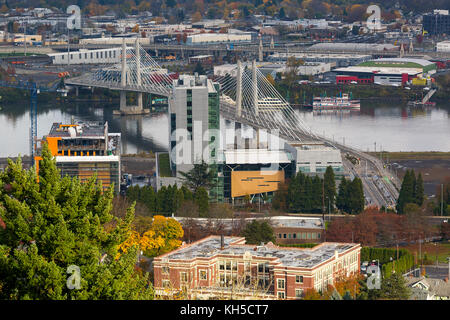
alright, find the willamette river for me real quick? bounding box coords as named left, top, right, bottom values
left=0, top=100, right=449, bottom=158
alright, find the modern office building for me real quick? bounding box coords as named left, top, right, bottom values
left=423, top=10, right=450, bottom=35
left=168, top=74, right=223, bottom=201
left=35, top=122, right=121, bottom=193
left=153, top=235, right=361, bottom=299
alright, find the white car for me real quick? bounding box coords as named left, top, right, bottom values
left=350, top=81, right=357, bottom=84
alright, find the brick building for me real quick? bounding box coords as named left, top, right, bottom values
left=153, top=235, right=361, bottom=299
left=272, top=217, right=325, bottom=244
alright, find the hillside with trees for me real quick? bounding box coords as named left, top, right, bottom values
left=3, top=0, right=449, bottom=22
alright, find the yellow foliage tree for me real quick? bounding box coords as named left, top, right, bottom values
left=116, top=215, right=184, bottom=259
left=192, top=11, right=202, bottom=23
left=266, top=74, right=275, bottom=86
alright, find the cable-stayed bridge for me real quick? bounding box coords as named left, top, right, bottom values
left=66, top=40, right=317, bottom=142
left=65, top=39, right=399, bottom=208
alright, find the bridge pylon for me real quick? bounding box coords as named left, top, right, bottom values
left=113, top=38, right=149, bottom=115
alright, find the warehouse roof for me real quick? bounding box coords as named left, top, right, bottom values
left=334, top=66, right=423, bottom=75
left=359, top=58, right=435, bottom=67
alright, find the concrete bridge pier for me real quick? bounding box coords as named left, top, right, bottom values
left=113, top=39, right=149, bottom=115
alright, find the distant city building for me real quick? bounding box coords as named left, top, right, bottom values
left=423, top=10, right=450, bottom=35
left=334, top=58, right=437, bottom=86
left=48, top=48, right=123, bottom=65
left=79, top=37, right=152, bottom=45
left=185, top=33, right=251, bottom=45
left=436, top=40, right=450, bottom=52
left=153, top=235, right=361, bottom=299
left=35, top=122, right=121, bottom=193
left=308, top=43, right=398, bottom=52
left=267, top=52, right=371, bottom=68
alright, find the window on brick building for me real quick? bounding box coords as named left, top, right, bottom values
left=277, top=279, right=285, bottom=289
left=226, top=261, right=231, bottom=270
left=278, top=233, right=282, bottom=238
left=277, top=291, right=285, bottom=299
left=162, top=266, right=169, bottom=274
left=295, top=289, right=303, bottom=298
left=283, top=234, right=286, bottom=238
left=180, top=272, right=188, bottom=283
left=162, top=280, right=170, bottom=288
left=219, top=261, right=224, bottom=270
left=296, top=275, right=303, bottom=283
left=200, top=270, right=207, bottom=280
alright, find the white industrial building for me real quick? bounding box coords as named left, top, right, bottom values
left=436, top=41, right=450, bottom=52
left=79, top=37, right=152, bottom=45
left=285, top=142, right=344, bottom=176
left=267, top=52, right=370, bottom=67
left=214, top=61, right=331, bottom=78
left=48, top=48, right=124, bottom=65
left=186, top=33, right=251, bottom=45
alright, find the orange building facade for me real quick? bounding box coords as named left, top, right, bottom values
left=35, top=122, right=121, bottom=193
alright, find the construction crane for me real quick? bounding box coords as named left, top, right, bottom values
left=0, top=79, right=66, bottom=162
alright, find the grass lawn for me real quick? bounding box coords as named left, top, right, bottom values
left=402, top=241, right=450, bottom=263
left=158, top=153, right=172, bottom=177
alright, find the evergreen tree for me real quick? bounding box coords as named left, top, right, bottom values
left=181, top=185, right=193, bottom=201
left=415, top=173, right=424, bottom=206
left=348, top=177, right=365, bottom=214
left=0, top=144, right=153, bottom=300
left=241, top=220, right=275, bottom=245
left=194, top=187, right=209, bottom=217
left=156, top=186, right=167, bottom=213
left=379, top=273, right=411, bottom=300
left=336, top=177, right=349, bottom=213
left=179, top=160, right=216, bottom=193
left=397, top=170, right=416, bottom=214
left=324, top=166, right=336, bottom=212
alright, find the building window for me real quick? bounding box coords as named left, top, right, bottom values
left=277, top=292, right=285, bottom=299
left=318, top=233, right=321, bottom=239
left=283, top=234, right=286, bottom=239
left=277, top=279, right=285, bottom=290
left=258, top=263, right=269, bottom=274
left=278, top=233, right=282, bottom=238
left=226, top=261, right=231, bottom=271
left=296, top=275, right=303, bottom=283
left=219, top=261, right=224, bottom=270
left=200, top=270, right=207, bottom=280
left=162, top=266, right=169, bottom=274
left=295, top=289, right=303, bottom=298
left=180, top=272, right=188, bottom=283
left=162, top=280, right=170, bottom=288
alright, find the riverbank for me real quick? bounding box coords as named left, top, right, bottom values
left=368, top=152, right=450, bottom=197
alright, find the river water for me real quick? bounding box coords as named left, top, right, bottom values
left=0, top=100, right=449, bottom=158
